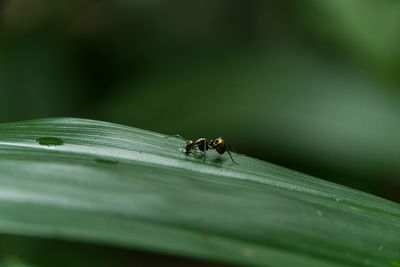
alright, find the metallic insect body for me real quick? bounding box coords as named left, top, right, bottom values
left=166, top=135, right=238, bottom=164
left=209, top=137, right=238, bottom=165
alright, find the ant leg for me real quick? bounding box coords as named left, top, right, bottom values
left=203, top=141, right=207, bottom=162
left=227, top=150, right=239, bottom=165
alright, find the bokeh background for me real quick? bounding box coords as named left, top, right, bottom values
left=1, top=0, right=400, bottom=203
left=2, top=1, right=400, bottom=266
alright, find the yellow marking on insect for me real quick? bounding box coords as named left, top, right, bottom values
left=195, top=137, right=206, bottom=143
left=215, top=137, right=223, bottom=145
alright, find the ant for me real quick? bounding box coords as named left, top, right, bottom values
left=209, top=137, right=239, bottom=165
left=165, top=135, right=239, bottom=165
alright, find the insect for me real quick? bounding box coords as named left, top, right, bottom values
left=209, top=137, right=238, bottom=165
left=165, top=135, right=239, bottom=164
left=184, top=137, right=209, bottom=154
left=166, top=135, right=208, bottom=155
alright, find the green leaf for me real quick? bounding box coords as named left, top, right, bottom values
left=0, top=118, right=399, bottom=266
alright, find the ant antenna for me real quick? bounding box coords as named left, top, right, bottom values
left=227, top=143, right=241, bottom=156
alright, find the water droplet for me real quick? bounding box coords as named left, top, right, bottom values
left=94, top=158, right=118, bottom=164
left=316, top=210, right=322, bottom=216
left=335, top=197, right=340, bottom=202
left=36, top=137, right=63, bottom=146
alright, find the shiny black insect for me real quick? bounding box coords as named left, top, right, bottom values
left=209, top=137, right=238, bottom=165
left=184, top=137, right=209, bottom=154
left=165, top=135, right=238, bottom=164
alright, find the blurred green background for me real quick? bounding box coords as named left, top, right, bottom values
left=1, top=0, right=400, bottom=266
left=1, top=0, right=400, bottom=202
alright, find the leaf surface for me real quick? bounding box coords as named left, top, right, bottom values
left=0, top=118, right=399, bottom=267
